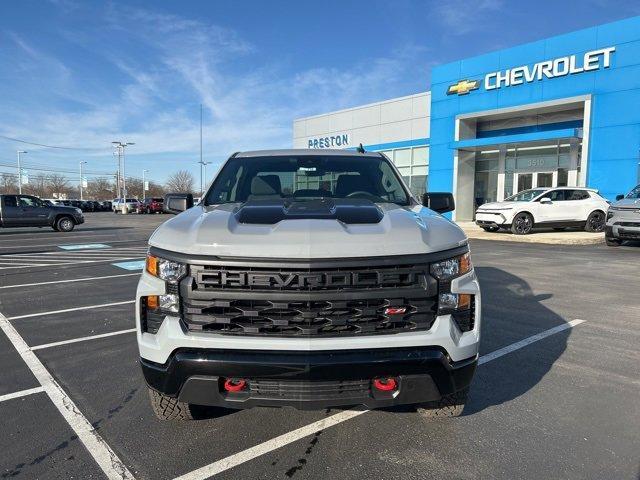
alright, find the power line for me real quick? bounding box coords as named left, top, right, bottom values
left=0, top=134, right=112, bottom=151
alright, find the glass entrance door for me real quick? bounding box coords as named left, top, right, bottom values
left=536, top=172, right=553, bottom=188
left=516, top=173, right=532, bottom=192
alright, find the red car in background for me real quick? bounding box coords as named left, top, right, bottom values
left=137, top=197, right=164, bottom=214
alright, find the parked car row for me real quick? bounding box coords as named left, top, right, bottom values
left=44, top=199, right=112, bottom=212
left=475, top=184, right=640, bottom=246
left=112, top=197, right=166, bottom=214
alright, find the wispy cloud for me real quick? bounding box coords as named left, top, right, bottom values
left=434, top=0, right=504, bottom=35
left=0, top=3, right=431, bottom=179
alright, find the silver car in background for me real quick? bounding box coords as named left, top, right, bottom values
left=605, top=184, right=640, bottom=246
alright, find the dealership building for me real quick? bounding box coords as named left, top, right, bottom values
left=293, top=16, right=640, bottom=221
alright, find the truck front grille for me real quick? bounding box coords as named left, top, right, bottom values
left=182, top=296, right=436, bottom=336
left=249, top=379, right=371, bottom=401
left=177, top=258, right=440, bottom=337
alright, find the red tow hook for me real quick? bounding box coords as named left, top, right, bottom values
left=372, top=377, right=398, bottom=392
left=223, top=378, right=247, bottom=392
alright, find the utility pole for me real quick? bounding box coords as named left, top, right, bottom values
left=17, top=150, right=27, bottom=194
left=79, top=161, right=87, bottom=200
left=142, top=169, right=148, bottom=202
left=199, top=103, right=203, bottom=196
left=112, top=141, right=135, bottom=210
left=113, top=151, right=121, bottom=200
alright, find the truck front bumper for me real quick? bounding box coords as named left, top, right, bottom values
left=141, top=347, right=477, bottom=410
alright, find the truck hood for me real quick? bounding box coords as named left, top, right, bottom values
left=149, top=202, right=467, bottom=259
left=612, top=198, right=640, bottom=209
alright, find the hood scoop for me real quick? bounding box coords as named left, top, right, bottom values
left=234, top=198, right=384, bottom=225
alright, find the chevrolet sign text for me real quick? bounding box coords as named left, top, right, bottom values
left=485, top=46, right=615, bottom=90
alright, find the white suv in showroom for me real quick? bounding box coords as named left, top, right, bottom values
left=475, top=187, right=610, bottom=235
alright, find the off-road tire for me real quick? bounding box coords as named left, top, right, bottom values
left=148, top=388, right=194, bottom=420
left=416, top=387, right=469, bottom=419
left=55, top=216, right=75, bottom=232
left=585, top=210, right=606, bottom=232
left=511, top=212, right=534, bottom=235
left=605, top=237, right=622, bottom=246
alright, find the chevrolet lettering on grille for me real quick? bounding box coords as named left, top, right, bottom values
left=201, top=269, right=422, bottom=289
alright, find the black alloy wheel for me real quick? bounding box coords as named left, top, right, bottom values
left=511, top=212, right=533, bottom=235
left=585, top=211, right=606, bottom=232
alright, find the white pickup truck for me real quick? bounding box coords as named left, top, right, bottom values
left=136, top=149, right=481, bottom=420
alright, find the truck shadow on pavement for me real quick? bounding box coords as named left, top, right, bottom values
left=462, top=266, right=573, bottom=415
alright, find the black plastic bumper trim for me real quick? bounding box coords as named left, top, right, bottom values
left=140, top=347, right=477, bottom=410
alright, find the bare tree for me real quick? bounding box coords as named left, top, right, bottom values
left=24, top=173, right=49, bottom=198
left=86, top=177, right=115, bottom=200
left=146, top=181, right=165, bottom=198
left=0, top=173, right=18, bottom=194
left=165, top=170, right=195, bottom=193
left=47, top=174, right=70, bottom=198
left=125, top=177, right=144, bottom=199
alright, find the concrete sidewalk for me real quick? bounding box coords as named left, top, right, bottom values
left=456, top=221, right=604, bottom=245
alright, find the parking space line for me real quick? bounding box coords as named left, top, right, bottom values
left=31, top=329, right=137, bottom=351
left=0, top=312, right=135, bottom=480
left=478, top=319, right=585, bottom=365
left=0, top=257, right=146, bottom=270
left=8, top=300, right=135, bottom=320
left=173, top=319, right=587, bottom=480
left=0, top=386, right=45, bottom=403
left=0, top=273, right=140, bottom=290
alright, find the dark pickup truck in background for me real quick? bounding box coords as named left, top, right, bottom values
left=0, top=194, right=85, bottom=231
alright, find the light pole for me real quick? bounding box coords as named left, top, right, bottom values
left=17, top=150, right=27, bottom=194
left=79, top=161, right=87, bottom=200
left=113, top=151, right=121, bottom=200
left=112, top=141, right=135, bottom=211
left=142, top=169, right=148, bottom=202
left=198, top=160, right=211, bottom=196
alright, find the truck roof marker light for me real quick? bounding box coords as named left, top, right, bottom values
left=373, top=377, right=397, bottom=392
left=223, top=378, right=247, bottom=392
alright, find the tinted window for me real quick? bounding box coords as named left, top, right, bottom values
left=505, top=189, right=548, bottom=202
left=18, top=196, right=40, bottom=207
left=3, top=196, right=17, bottom=207
left=205, top=155, right=410, bottom=206
left=538, top=190, right=566, bottom=201
left=565, top=190, right=590, bottom=200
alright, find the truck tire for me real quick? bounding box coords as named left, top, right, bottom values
left=416, top=387, right=469, bottom=419
left=55, top=216, right=75, bottom=232
left=605, top=236, right=622, bottom=246
left=148, top=388, right=194, bottom=421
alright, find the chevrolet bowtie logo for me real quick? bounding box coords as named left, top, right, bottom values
left=447, top=79, right=480, bottom=95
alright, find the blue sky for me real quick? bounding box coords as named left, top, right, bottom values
left=1, top=0, right=639, bottom=185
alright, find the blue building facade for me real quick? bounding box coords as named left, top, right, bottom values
left=429, top=16, right=640, bottom=220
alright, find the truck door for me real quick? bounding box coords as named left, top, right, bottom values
left=1, top=195, right=21, bottom=227
left=17, top=195, right=50, bottom=226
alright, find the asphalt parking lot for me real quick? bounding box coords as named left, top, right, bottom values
left=0, top=212, right=639, bottom=480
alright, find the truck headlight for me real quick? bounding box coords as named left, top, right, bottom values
left=146, top=254, right=187, bottom=283
left=430, top=252, right=472, bottom=280
left=431, top=252, right=475, bottom=330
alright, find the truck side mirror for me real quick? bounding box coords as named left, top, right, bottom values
left=422, top=192, right=455, bottom=214
left=615, top=194, right=624, bottom=201
left=164, top=193, right=194, bottom=214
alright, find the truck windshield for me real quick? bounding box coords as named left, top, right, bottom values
left=204, top=155, right=410, bottom=206
left=624, top=185, right=640, bottom=199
